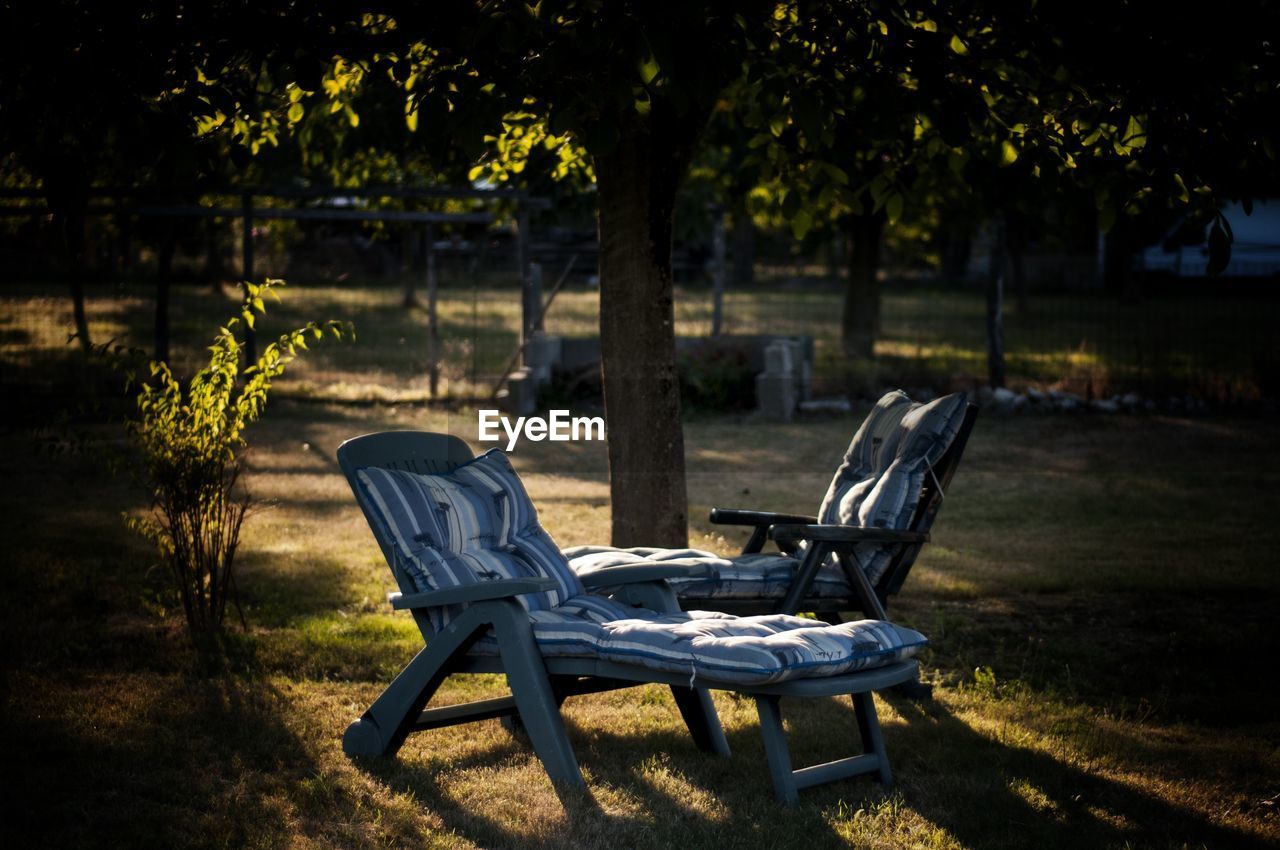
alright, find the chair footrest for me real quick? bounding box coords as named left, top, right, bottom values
left=793, top=753, right=881, bottom=790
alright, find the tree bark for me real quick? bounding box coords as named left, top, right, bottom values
left=45, top=168, right=93, bottom=349
left=841, top=212, right=885, bottom=360
left=155, top=224, right=177, bottom=363
left=940, top=224, right=972, bottom=287
left=729, top=197, right=755, bottom=287
left=594, top=128, right=689, bottom=548
left=63, top=204, right=91, bottom=351
left=986, top=215, right=1007, bottom=389
left=1102, top=222, right=1132, bottom=295
left=1006, top=214, right=1030, bottom=316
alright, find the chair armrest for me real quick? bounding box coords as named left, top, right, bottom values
left=390, top=577, right=559, bottom=611
left=769, top=524, right=930, bottom=544
left=578, top=563, right=711, bottom=589
left=709, top=508, right=819, bottom=527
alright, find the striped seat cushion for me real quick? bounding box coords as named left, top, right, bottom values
left=475, top=593, right=926, bottom=686
left=355, top=449, right=584, bottom=631
left=565, top=546, right=854, bottom=599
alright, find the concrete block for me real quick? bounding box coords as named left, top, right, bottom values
left=497, top=368, right=538, bottom=416
left=523, top=332, right=562, bottom=384
left=756, top=373, right=797, bottom=421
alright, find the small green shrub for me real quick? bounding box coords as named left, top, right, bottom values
left=125, top=280, right=351, bottom=634
left=678, top=347, right=756, bottom=413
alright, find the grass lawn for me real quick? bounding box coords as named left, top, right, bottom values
left=2, top=389, right=1278, bottom=848
left=3, top=278, right=1276, bottom=402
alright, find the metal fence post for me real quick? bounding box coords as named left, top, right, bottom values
left=425, top=223, right=440, bottom=399
left=516, top=202, right=532, bottom=344
left=711, top=204, right=726, bottom=336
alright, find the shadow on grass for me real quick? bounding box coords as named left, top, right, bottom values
left=357, top=705, right=852, bottom=850
left=4, top=672, right=318, bottom=849
left=884, top=694, right=1273, bottom=849
left=344, top=683, right=1273, bottom=850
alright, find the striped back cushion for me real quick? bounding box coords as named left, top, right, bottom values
left=354, top=449, right=583, bottom=630
left=839, top=392, right=969, bottom=583
left=816, top=390, right=916, bottom=525
left=855, top=394, right=968, bottom=529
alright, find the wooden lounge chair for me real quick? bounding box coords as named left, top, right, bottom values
left=337, top=431, right=928, bottom=805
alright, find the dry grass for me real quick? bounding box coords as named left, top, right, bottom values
left=3, top=278, right=1276, bottom=401
left=2, top=284, right=1279, bottom=848
left=2, top=396, right=1278, bottom=849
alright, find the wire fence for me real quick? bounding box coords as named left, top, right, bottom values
left=3, top=231, right=1278, bottom=406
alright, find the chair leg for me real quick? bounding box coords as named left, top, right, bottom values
left=343, top=607, right=490, bottom=757
left=754, top=690, right=895, bottom=806
left=776, top=542, right=829, bottom=615
left=670, top=685, right=731, bottom=757
left=755, top=695, right=800, bottom=805
left=853, top=691, right=892, bottom=787
left=491, top=606, right=585, bottom=788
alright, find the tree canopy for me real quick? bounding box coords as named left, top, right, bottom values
left=4, top=0, right=1278, bottom=541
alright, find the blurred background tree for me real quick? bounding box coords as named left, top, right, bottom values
left=2, top=0, right=1277, bottom=542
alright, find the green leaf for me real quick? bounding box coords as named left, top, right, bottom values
left=287, top=102, right=304, bottom=123
left=1000, top=140, right=1019, bottom=166
left=790, top=209, right=813, bottom=240
left=1097, top=205, right=1117, bottom=233
left=949, top=35, right=969, bottom=56
left=885, top=192, right=904, bottom=224
left=1123, top=115, right=1146, bottom=150
left=639, top=56, right=661, bottom=86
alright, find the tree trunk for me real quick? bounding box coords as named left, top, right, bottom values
left=940, top=224, right=972, bottom=287
left=64, top=205, right=91, bottom=351
left=1102, top=222, right=1132, bottom=295
left=1006, top=215, right=1030, bottom=316
left=986, top=215, right=1007, bottom=389
left=155, top=225, right=177, bottom=363
left=841, top=212, right=885, bottom=360
left=729, top=197, right=755, bottom=287
left=594, top=130, right=689, bottom=548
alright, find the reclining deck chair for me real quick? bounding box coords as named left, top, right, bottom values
left=338, top=432, right=928, bottom=805
left=567, top=391, right=977, bottom=632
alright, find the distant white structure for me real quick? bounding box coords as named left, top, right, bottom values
left=1141, top=200, right=1280, bottom=277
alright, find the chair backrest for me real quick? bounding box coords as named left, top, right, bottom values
left=337, top=431, right=477, bottom=597
left=814, top=390, right=917, bottom=526
left=337, top=431, right=585, bottom=637
left=876, top=402, right=979, bottom=600
left=812, top=391, right=975, bottom=599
